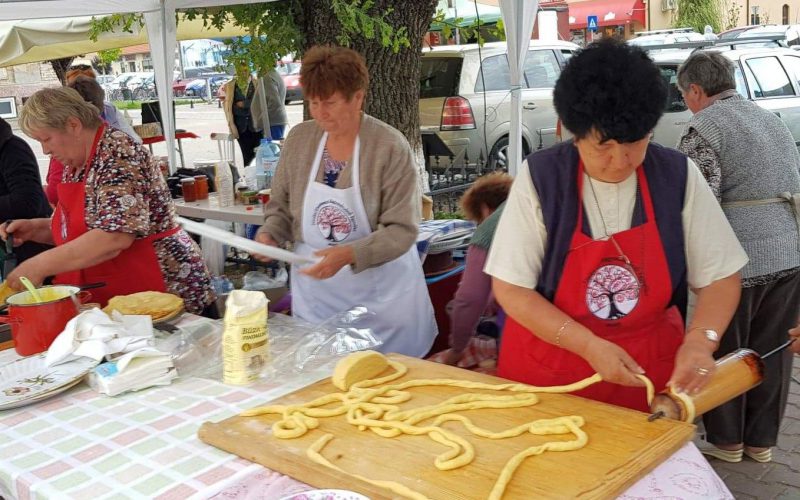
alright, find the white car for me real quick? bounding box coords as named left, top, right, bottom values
left=419, top=40, right=578, bottom=171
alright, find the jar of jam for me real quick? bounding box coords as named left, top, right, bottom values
left=194, top=175, right=209, bottom=200
left=181, top=178, right=197, bottom=202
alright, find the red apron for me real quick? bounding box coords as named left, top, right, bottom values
left=51, top=125, right=179, bottom=307
left=497, top=161, right=684, bottom=412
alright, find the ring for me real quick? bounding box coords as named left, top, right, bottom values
left=695, top=367, right=710, bottom=376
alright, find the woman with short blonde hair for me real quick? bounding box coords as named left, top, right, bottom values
left=19, top=87, right=101, bottom=134
left=2, top=87, right=215, bottom=315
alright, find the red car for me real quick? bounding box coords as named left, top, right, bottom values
left=281, top=62, right=302, bottom=104
left=172, top=77, right=189, bottom=97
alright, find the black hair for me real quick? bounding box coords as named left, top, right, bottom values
left=553, top=38, right=667, bottom=143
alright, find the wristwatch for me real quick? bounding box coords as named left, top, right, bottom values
left=692, top=328, right=720, bottom=344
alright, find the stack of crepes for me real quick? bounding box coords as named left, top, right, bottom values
left=0, top=281, right=16, bottom=304
left=103, top=291, right=184, bottom=322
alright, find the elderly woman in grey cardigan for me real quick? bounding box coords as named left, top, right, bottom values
left=677, top=51, right=800, bottom=464
left=255, top=45, right=437, bottom=358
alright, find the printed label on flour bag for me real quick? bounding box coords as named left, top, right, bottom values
left=223, top=290, right=269, bottom=385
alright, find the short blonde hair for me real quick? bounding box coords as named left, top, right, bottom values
left=20, top=87, right=102, bottom=136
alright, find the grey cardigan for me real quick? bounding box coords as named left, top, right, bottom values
left=259, top=114, right=420, bottom=274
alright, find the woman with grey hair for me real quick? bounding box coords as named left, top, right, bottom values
left=0, top=87, right=216, bottom=315
left=677, top=50, right=800, bottom=463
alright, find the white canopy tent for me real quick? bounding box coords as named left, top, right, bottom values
left=0, top=0, right=271, bottom=172
left=498, top=0, right=539, bottom=177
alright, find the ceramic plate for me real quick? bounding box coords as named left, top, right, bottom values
left=279, top=490, right=370, bottom=500
left=0, top=353, right=98, bottom=411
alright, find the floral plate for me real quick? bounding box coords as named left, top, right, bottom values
left=0, top=353, right=98, bottom=411
left=279, top=490, right=370, bottom=500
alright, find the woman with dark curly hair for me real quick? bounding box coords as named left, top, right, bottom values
left=484, top=39, right=747, bottom=412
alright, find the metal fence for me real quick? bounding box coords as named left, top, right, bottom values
left=423, top=131, right=498, bottom=214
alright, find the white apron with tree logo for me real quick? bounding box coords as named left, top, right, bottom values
left=291, top=132, right=437, bottom=357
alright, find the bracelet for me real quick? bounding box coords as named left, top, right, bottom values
left=555, top=319, right=574, bottom=347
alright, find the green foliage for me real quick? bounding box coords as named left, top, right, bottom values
left=434, top=211, right=464, bottom=220
left=97, top=49, right=122, bottom=67
left=722, top=0, right=741, bottom=30
left=184, top=2, right=304, bottom=77
left=88, top=13, right=145, bottom=41
left=431, top=9, right=505, bottom=45
left=331, top=0, right=410, bottom=52
left=673, top=0, right=722, bottom=33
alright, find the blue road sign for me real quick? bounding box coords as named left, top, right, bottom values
left=588, top=15, right=598, bottom=32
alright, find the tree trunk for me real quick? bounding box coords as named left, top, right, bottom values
left=300, top=0, right=437, bottom=193
left=50, top=57, right=76, bottom=86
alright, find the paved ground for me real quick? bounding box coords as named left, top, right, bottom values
left=12, top=99, right=304, bottom=180
left=702, top=356, right=800, bottom=499
left=9, top=102, right=800, bottom=499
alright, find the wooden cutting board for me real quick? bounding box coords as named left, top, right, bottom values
left=199, top=354, right=695, bottom=499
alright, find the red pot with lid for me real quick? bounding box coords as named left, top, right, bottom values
left=0, top=285, right=92, bottom=356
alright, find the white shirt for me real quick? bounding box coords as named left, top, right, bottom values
left=485, top=158, right=748, bottom=290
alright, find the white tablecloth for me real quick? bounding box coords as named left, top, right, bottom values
left=0, top=348, right=733, bottom=500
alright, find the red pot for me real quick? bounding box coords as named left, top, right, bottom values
left=0, top=286, right=91, bottom=356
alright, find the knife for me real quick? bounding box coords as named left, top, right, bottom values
left=3, top=221, right=17, bottom=281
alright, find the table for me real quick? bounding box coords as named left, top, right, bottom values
left=0, top=319, right=734, bottom=500
left=174, top=194, right=266, bottom=225
left=141, top=132, right=200, bottom=169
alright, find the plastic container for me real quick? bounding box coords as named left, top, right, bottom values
left=215, top=161, right=234, bottom=208
left=194, top=175, right=209, bottom=200
left=256, top=138, right=280, bottom=191
left=181, top=178, right=197, bottom=202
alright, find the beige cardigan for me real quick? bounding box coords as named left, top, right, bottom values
left=259, top=114, right=420, bottom=274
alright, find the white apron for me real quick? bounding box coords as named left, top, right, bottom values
left=291, top=132, right=437, bottom=357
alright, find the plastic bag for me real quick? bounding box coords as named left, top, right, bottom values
left=165, top=306, right=381, bottom=386
left=201, top=220, right=230, bottom=275
left=242, top=268, right=288, bottom=291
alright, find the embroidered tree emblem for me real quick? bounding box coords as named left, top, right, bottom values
left=316, top=204, right=352, bottom=242
left=585, top=264, right=640, bottom=320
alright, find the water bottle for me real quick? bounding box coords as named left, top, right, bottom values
left=215, top=161, right=235, bottom=208
left=256, top=138, right=280, bottom=191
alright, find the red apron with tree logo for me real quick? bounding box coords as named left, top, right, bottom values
left=497, top=162, right=684, bottom=412
left=50, top=125, right=178, bottom=306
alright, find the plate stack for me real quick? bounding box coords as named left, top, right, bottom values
left=416, top=219, right=476, bottom=277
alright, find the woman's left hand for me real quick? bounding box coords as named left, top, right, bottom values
left=669, top=337, right=717, bottom=395
left=300, top=245, right=355, bottom=280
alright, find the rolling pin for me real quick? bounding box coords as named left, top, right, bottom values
left=649, top=339, right=795, bottom=422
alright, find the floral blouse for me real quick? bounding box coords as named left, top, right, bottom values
left=63, top=126, right=215, bottom=313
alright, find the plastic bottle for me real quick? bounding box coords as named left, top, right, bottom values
left=256, top=138, right=280, bottom=191
left=215, top=160, right=235, bottom=208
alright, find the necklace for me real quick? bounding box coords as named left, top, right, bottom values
left=586, top=173, right=611, bottom=239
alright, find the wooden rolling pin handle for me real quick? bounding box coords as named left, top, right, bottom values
left=649, top=348, right=764, bottom=422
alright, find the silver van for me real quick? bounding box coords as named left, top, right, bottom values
left=419, top=40, right=579, bottom=170
left=650, top=45, right=800, bottom=148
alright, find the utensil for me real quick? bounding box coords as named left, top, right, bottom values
left=19, top=277, right=43, bottom=303
left=648, top=339, right=796, bottom=422
left=178, top=217, right=317, bottom=265
left=3, top=222, right=17, bottom=280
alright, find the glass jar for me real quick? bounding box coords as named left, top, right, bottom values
left=194, top=175, right=209, bottom=200
left=181, top=178, right=197, bottom=202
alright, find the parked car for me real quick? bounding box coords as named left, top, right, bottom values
left=419, top=40, right=578, bottom=171
left=718, top=26, right=759, bottom=40
left=185, top=74, right=229, bottom=98
left=106, top=72, right=139, bottom=100
left=558, top=44, right=800, bottom=151
left=628, top=29, right=705, bottom=49
left=737, top=24, right=800, bottom=47
left=278, top=62, right=302, bottom=104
